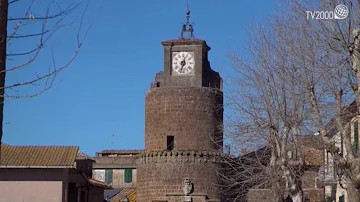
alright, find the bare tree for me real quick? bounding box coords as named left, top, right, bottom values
left=286, top=0, right=360, bottom=201
left=224, top=0, right=360, bottom=201
left=0, top=0, right=94, bottom=160
left=222, top=14, right=314, bottom=201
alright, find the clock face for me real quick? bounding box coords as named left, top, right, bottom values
left=172, top=52, right=195, bottom=75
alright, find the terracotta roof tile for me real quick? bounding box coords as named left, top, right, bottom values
left=77, top=151, right=95, bottom=161
left=0, top=145, right=78, bottom=167
left=88, top=178, right=112, bottom=189
left=127, top=189, right=136, bottom=202
left=297, top=135, right=324, bottom=150
left=302, top=147, right=324, bottom=166
left=110, top=188, right=136, bottom=202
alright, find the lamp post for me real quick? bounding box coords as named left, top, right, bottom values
left=122, top=197, right=129, bottom=202
left=336, top=165, right=346, bottom=189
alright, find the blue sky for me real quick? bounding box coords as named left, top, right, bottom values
left=4, top=0, right=277, bottom=156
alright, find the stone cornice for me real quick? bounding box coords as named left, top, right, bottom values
left=137, top=150, right=224, bottom=164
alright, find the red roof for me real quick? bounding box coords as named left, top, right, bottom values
left=1, top=144, right=78, bottom=167
left=77, top=151, right=95, bottom=161
left=87, top=178, right=112, bottom=189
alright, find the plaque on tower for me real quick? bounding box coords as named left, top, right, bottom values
left=181, top=178, right=194, bottom=196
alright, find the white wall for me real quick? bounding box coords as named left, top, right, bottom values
left=0, top=181, right=62, bottom=202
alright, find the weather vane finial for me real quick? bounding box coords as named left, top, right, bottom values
left=180, top=0, right=194, bottom=39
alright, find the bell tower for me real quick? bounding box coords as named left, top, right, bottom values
left=137, top=5, right=224, bottom=202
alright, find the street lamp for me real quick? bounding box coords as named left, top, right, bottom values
left=336, top=165, right=346, bottom=189
left=122, top=197, right=129, bottom=202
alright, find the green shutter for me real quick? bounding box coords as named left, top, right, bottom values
left=105, top=169, right=113, bottom=184
left=354, top=122, right=359, bottom=154
left=124, top=168, right=133, bottom=183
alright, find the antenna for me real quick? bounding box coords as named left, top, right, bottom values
left=111, top=134, right=114, bottom=147
left=180, top=0, right=194, bottom=39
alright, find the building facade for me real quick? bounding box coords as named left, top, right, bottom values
left=321, top=102, right=359, bottom=202
left=0, top=144, right=111, bottom=202
left=242, top=135, right=325, bottom=202
left=92, top=149, right=142, bottom=189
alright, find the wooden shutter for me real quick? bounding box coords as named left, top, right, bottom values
left=354, top=121, right=359, bottom=155
left=124, top=168, right=133, bottom=183
left=105, top=169, right=113, bottom=184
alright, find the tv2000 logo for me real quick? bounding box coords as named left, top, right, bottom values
left=306, top=4, right=349, bottom=20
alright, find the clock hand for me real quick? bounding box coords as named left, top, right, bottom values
left=180, top=59, right=186, bottom=73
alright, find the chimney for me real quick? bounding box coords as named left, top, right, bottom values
left=224, top=144, right=231, bottom=155
left=240, top=149, right=247, bottom=156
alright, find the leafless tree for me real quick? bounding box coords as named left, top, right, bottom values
left=286, top=0, right=360, bottom=201
left=221, top=0, right=359, bottom=201
left=0, top=0, right=94, bottom=160
left=222, top=13, right=315, bottom=201
left=224, top=0, right=360, bottom=201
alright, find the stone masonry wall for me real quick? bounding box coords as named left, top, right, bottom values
left=136, top=151, right=223, bottom=202
left=301, top=170, right=318, bottom=189
left=302, top=170, right=324, bottom=202
left=145, top=87, right=223, bottom=151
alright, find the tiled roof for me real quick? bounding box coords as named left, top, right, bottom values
left=0, top=145, right=78, bottom=167
left=88, top=178, right=112, bottom=189
left=325, top=100, right=357, bottom=138
left=240, top=145, right=324, bottom=167
left=296, top=135, right=324, bottom=150
left=99, top=149, right=144, bottom=155
left=127, top=189, right=136, bottom=202
left=77, top=151, right=95, bottom=161
left=105, top=189, right=121, bottom=200
left=302, top=147, right=324, bottom=166
left=110, top=188, right=136, bottom=202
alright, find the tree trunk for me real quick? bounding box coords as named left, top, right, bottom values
left=292, top=193, right=302, bottom=202
left=0, top=0, right=8, bottom=161
left=346, top=183, right=360, bottom=202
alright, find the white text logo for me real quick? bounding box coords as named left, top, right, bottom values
left=306, top=4, right=349, bottom=20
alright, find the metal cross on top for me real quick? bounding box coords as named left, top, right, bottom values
left=180, top=0, right=194, bottom=39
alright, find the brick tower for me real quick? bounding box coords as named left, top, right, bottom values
left=137, top=8, right=224, bottom=202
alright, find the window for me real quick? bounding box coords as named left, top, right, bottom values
left=105, top=169, right=113, bottom=184
left=167, top=136, right=174, bottom=151
left=354, top=121, right=359, bottom=155
left=287, top=151, right=292, bottom=159
left=326, top=151, right=331, bottom=171
left=124, top=168, right=133, bottom=183
left=156, top=82, right=160, bottom=87
left=339, top=194, right=345, bottom=202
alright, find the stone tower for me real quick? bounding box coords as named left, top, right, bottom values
left=137, top=8, right=224, bottom=202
